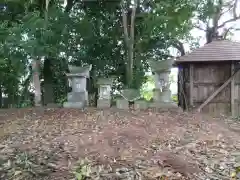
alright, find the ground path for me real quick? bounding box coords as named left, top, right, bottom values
left=0, top=108, right=240, bottom=179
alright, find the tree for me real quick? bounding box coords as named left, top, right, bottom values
left=195, top=0, right=240, bottom=43
left=120, top=0, right=196, bottom=88
left=1, top=0, right=197, bottom=107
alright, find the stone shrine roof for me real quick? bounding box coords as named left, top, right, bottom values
left=97, top=78, right=114, bottom=85
left=67, top=64, right=92, bottom=77
left=148, top=59, right=174, bottom=72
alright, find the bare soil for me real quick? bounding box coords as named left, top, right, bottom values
left=0, top=107, right=240, bottom=179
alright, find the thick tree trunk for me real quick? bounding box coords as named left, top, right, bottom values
left=43, top=83, right=54, bottom=105
left=172, top=40, right=188, bottom=110
left=206, top=27, right=219, bottom=44
left=87, top=67, right=98, bottom=106
left=176, top=42, right=186, bottom=109
left=122, top=0, right=137, bottom=88
left=43, top=58, right=54, bottom=105
left=32, top=60, right=42, bottom=106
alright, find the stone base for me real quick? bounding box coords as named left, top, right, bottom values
left=63, top=102, right=85, bottom=108
left=97, top=99, right=111, bottom=108
left=134, top=100, right=148, bottom=110
left=67, top=92, right=87, bottom=102
left=149, top=102, right=178, bottom=110
left=116, top=99, right=129, bottom=109
left=153, top=89, right=172, bottom=102
left=46, top=103, right=61, bottom=108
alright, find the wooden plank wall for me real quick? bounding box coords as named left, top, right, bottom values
left=187, top=63, right=231, bottom=116
left=233, top=62, right=240, bottom=117
left=183, top=65, right=190, bottom=109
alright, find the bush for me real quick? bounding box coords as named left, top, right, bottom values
left=172, top=94, right=178, bottom=103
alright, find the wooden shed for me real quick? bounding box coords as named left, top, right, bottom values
left=175, top=39, right=240, bottom=117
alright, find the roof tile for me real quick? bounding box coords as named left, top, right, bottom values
left=175, top=40, right=240, bottom=63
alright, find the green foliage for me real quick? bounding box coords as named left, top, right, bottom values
left=0, top=0, right=197, bottom=107
left=172, top=94, right=178, bottom=103
left=196, top=0, right=218, bottom=23
left=231, top=166, right=240, bottom=178
left=141, top=90, right=153, bottom=101
left=73, top=160, right=91, bottom=180
left=140, top=75, right=154, bottom=101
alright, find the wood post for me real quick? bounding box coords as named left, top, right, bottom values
left=197, top=68, right=240, bottom=112
left=189, top=64, right=194, bottom=107
left=231, top=62, right=235, bottom=117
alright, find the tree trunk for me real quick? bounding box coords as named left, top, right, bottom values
left=172, top=40, right=188, bottom=110
left=43, top=83, right=54, bottom=105
left=32, top=60, right=42, bottom=106
left=43, top=58, right=54, bottom=105
left=87, top=67, right=98, bottom=106
left=122, top=0, right=137, bottom=88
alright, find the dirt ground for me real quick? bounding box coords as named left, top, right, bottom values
left=0, top=107, right=240, bottom=180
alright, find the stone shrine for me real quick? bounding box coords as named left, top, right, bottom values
left=63, top=64, right=92, bottom=108
left=96, top=78, right=113, bottom=108
left=116, top=89, right=141, bottom=109
left=148, top=59, right=177, bottom=109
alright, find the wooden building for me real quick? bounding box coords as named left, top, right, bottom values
left=175, top=39, right=240, bottom=117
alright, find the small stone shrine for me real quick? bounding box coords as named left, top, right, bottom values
left=116, top=89, right=141, bottom=109
left=63, top=64, right=92, bottom=108
left=96, top=77, right=113, bottom=108
left=148, top=59, right=177, bottom=109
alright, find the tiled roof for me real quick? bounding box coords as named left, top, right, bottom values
left=175, top=40, right=240, bottom=63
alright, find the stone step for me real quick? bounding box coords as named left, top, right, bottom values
left=63, top=102, right=85, bottom=108
left=67, top=92, right=87, bottom=102
left=97, top=99, right=111, bottom=108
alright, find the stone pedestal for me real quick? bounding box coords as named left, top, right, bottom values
left=63, top=102, right=85, bottom=108
left=46, top=103, right=61, bottom=108
left=148, top=59, right=178, bottom=110
left=97, top=99, right=111, bottom=108
left=116, top=89, right=141, bottom=110
left=63, top=64, right=92, bottom=109
left=116, top=99, right=129, bottom=109
left=134, top=100, right=148, bottom=110
left=64, top=91, right=87, bottom=108
left=67, top=92, right=87, bottom=102
left=153, top=89, right=172, bottom=102
left=149, top=102, right=178, bottom=109
left=96, top=78, right=113, bottom=108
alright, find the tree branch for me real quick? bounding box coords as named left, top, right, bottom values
left=172, top=40, right=185, bottom=56
left=222, top=27, right=232, bottom=39
left=220, top=3, right=234, bottom=16
left=233, top=0, right=238, bottom=18
left=218, top=16, right=240, bottom=28
left=218, top=0, right=240, bottom=28
left=222, top=26, right=240, bottom=39
left=194, top=25, right=207, bottom=31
